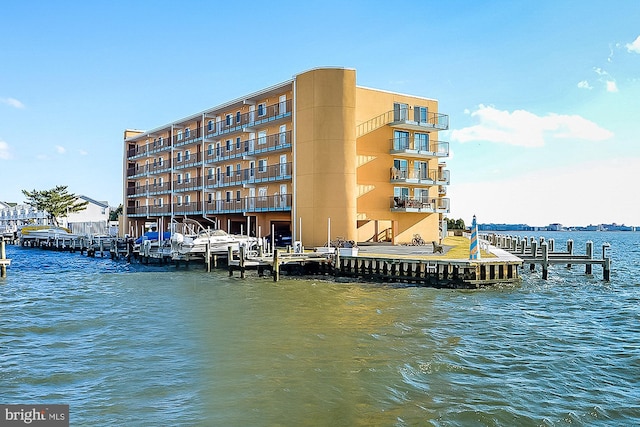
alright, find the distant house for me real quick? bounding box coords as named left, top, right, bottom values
left=0, top=196, right=112, bottom=235
left=61, top=196, right=111, bottom=235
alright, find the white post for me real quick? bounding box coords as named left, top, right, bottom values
left=227, top=219, right=231, bottom=233
left=327, top=217, right=331, bottom=248
left=247, top=216, right=250, bottom=237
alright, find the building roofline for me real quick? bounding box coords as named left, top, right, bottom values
left=125, top=78, right=295, bottom=143
left=78, top=195, right=109, bottom=208
left=356, top=85, right=438, bottom=102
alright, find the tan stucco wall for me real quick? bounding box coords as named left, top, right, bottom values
left=354, top=87, right=442, bottom=244
left=294, top=68, right=357, bottom=246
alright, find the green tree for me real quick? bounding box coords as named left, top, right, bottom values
left=109, top=204, right=123, bottom=221
left=22, top=185, right=89, bottom=226
left=445, top=217, right=466, bottom=230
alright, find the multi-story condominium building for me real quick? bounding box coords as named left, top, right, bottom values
left=123, top=67, right=450, bottom=247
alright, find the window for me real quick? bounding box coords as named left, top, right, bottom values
left=207, top=120, right=213, bottom=132
left=414, top=106, right=428, bottom=123
left=158, top=177, right=163, bottom=186
left=177, top=152, right=182, bottom=162
left=393, top=159, right=408, bottom=179
left=177, top=173, right=182, bottom=184
left=258, top=130, right=267, bottom=145
left=258, top=187, right=267, bottom=201
left=236, top=137, right=241, bottom=150
left=216, top=142, right=221, bottom=157
left=236, top=163, right=241, bottom=176
left=177, top=130, right=183, bottom=141
left=184, top=150, right=191, bottom=161
left=235, top=111, right=241, bottom=124
left=177, top=195, right=183, bottom=205
left=185, top=172, right=191, bottom=183
left=226, top=191, right=231, bottom=202
left=394, top=131, right=410, bottom=150
left=393, top=103, right=408, bottom=121
left=185, top=127, right=190, bottom=138
left=153, top=158, right=157, bottom=167
left=158, top=157, right=163, bottom=166
left=226, top=140, right=231, bottom=152
left=153, top=138, right=157, bottom=147
left=185, top=195, right=191, bottom=204
left=208, top=168, right=214, bottom=180
left=157, top=198, right=163, bottom=207
left=226, top=114, right=232, bottom=126
left=226, top=165, right=232, bottom=177
left=236, top=190, right=241, bottom=201
left=207, top=144, right=213, bottom=156
left=159, top=137, right=163, bottom=146
left=414, top=133, right=429, bottom=151
left=208, top=193, right=213, bottom=203
left=258, top=103, right=266, bottom=116
left=258, top=159, right=267, bottom=173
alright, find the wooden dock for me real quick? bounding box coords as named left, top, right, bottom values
left=227, top=244, right=522, bottom=288
left=482, top=234, right=611, bottom=281
left=1, top=238, right=10, bottom=278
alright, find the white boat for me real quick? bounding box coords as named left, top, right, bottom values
left=19, top=225, right=81, bottom=241
left=170, top=219, right=258, bottom=256
left=171, top=229, right=257, bottom=255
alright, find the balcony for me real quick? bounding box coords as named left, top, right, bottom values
left=174, top=176, right=203, bottom=192
left=390, top=138, right=449, bottom=158
left=173, top=127, right=202, bottom=148
left=389, top=107, right=449, bottom=131
left=207, top=163, right=292, bottom=189
left=390, top=196, right=450, bottom=214
left=204, top=131, right=291, bottom=164
left=390, top=168, right=450, bottom=185
left=205, top=194, right=292, bottom=214
left=174, top=151, right=203, bottom=170
left=204, top=99, right=292, bottom=138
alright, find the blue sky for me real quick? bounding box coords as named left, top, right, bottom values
left=1, top=0, right=639, bottom=226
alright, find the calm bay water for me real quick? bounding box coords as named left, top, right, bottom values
left=1, top=231, right=639, bottom=426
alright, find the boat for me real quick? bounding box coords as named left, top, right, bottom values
left=170, top=219, right=258, bottom=257
left=19, top=225, right=81, bottom=240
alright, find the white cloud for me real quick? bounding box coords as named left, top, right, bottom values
left=450, top=105, right=613, bottom=147
left=79, top=149, right=88, bottom=156
left=626, top=35, right=640, bottom=53
left=577, top=80, right=593, bottom=90
left=0, top=97, right=25, bottom=109
left=448, top=158, right=640, bottom=226
left=0, top=139, right=11, bottom=160
left=606, top=81, right=619, bottom=92
left=55, top=145, right=66, bottom=154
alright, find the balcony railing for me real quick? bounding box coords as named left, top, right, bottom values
left=205, top=194, right=292, bottom=214
left=173, top=127, right=202, bottom=147
left=390, top=168, right=450, bottom=185
left=126, top=194, right=293, bottom=217
left=357, top=107, right=449, bottom=137
left=390, top=138, right=449, bottom=157
left=205, top=99, right=292, bottom=137
left=204, top=131, right=291, bottom=163
left=206, top=162, right=292, bottom=188
left=390, top=196, right=450, bottom=213
left=174, top=151, right=203, bottom=169
left=174, top=176, right=204, bottom=192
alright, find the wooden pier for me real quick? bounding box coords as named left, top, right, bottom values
left=482, top=234, right=611, bottom=281
left=227, top=244, right=522, bottom=288
left=1, top=237, right=11, bottom=278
